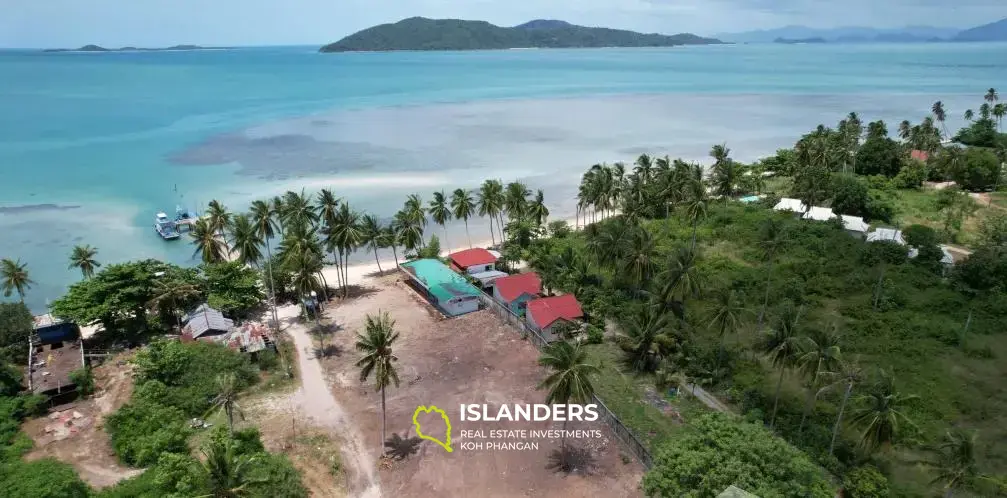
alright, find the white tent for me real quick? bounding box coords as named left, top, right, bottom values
left=840, top=215, right=870, bottom=234
left=773, top=198, right=808, bottom=214
left=803, top=206, right=837, bottom=222
left=866, top=228, right=907, bottom=245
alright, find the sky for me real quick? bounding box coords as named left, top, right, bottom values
left=1, top=0, right=1002, bottom=48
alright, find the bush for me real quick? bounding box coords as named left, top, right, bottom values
left=642, top=413, right=833, bottom=497
left=105, top=400, right=191, bottom=466
left=0, top=458, right=91, bottom=498
left=842, top=465, right=890, bottom=498
left=585, top=325, right=604, bottom=344
left=68, top=368, right=95, bottom=397
left=831, top=174, right=869, bottom=216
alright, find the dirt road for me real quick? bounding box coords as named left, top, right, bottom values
left=275, top=304, right=382, bottom=498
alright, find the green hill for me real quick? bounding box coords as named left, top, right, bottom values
left=319, top=17, right=722, bottom=53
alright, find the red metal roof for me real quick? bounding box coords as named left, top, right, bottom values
left=910, top=150, right=929, bottom=162
left=527, top=294, right=583, bottom=328
left=449, top=248, right=497, bottom=269
left=494, top=272, right=542, bottom=302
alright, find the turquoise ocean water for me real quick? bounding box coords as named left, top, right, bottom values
left=1, top=42, right=1006, bottom=311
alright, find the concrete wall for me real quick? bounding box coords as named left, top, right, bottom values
left=442, top=295, right=480, bottom=316
left=464, top=263, right=495, bottom=275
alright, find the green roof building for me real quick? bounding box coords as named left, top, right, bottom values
left=401, top=258, right=482, bottom=316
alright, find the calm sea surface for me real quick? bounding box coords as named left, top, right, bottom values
left=2, top=42, right=1006, bottom=311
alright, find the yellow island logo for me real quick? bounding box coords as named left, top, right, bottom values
left=412, top=405, right=453, bottom=453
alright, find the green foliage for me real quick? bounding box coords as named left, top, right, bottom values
left=893, top=157, right=928, bottom=189
left=642, top=413, right=833, bottom=497
left=949, top=147, right=1002, bottom=191
left=758, top=148, right=799, bottom=175
left=0, top=302, right=32, bottom=364
left=953, top=246, right=1007, bottom=292
left=201, top=261, right=265, bottom=319
left=842, top=465, right=890, bottom=498
left=320, top=17, right=720, bottom=52
left=105, top=400, right=191, bottom=466
left=68, top=367, right=95, bottom=396
left=414, top=234, right=442, bottom=259
left=856, top=136, right=903, bottom=177
left=586, top=324, right=604, bottom=344
left=0, top=458, right=91, bottom=498
left=831, top=174, right=870, bottom=217
left=954, top=118, right=1005, bottom=149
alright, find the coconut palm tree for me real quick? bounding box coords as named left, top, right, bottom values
left=984, top=87, right=998, bottom=106
left=393, top=209, right=424, bottom=255
left=504, top=181, right=530, bottom=224
left=428, top=191, right=452, bottom=253
left=450, top=188, right=475, bottom=249
left=849, top=368, right=918, bottom=453
left=0, top=258, right=33, bottom=303
left=709, top=289, right=745, bottom=371
left=148, top=277, right=201, bottom=330
left=796, top=325, right=842, bottom=434
left=289, top=250, right=322, bottom=318
left=280, top=189, right=318, bottom=231
left=757, top=218, right=786, bottom=330
left=356, top=310, right=400, bottom=452
left=634, top=153, right=654, bottom=183
left=191, top=218, right=227, bottom=264
left=537, top=340, right=599, bottom=456
left=709, top=143, right=739, bottom=197
left=68, top=245, right=101, bottom=279
left=763, top=305, right=803, bottom=429
left=927, top=429, right=983, bottom=497
left=620, top=228, right=656, bottom=291
left=205, top=372, right=244, bottom=436
left=993, top=103, right=1006, bottom=132
left=820, top=356, right=864, bottom=456
left=528, top=190, right=549, bottom=227
left=326, top=204, right=363, bottom=298
left=250, top=200, right=280, bottom=333
left=932, top=101, right=948, bottom=138
left=684, top=179, right=709, bottom=250
left=964, top=109, right=974, bottom=123
left=477, top=180, right=504, bottom=247
left=979, top=103, right=992, bottom=121
left=228, top=214, right=263, bottom=267
left=656, top=246, right=703, bottom=318
left=197, top=437, right=263, bottom=498
left=359, top=214, right=386, bottom=274
left=898, top=120, right=913, bottom=141
left=207, top=199, right=232, bottom=240
left=381, top=225, right=401, bottom=268
left=616, top=305, right=670, bottom=372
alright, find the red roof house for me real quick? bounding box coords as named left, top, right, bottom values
left=492, top=272, right=542, bottom=315
left=526, top=294, right=584, bottom=335
left=910, top=150, right=929, bottom=162
left=449, top=248, right=498, bottom=274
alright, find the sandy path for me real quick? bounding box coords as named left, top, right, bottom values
left=276, top=304, right=382, bottom=498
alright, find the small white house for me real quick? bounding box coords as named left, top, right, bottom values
left=866, top=228, right=906, bottom=245
left=773, top=198, right=808, bottom=215
left=803, top=206, right=837, bottom=222
left=840, top=215, right=870, bottom=238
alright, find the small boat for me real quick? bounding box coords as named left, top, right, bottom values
left=155, top=212, right=181, bottom=240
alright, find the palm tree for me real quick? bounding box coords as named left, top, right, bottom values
left=979, top=103, right=992, bottom=121
left=428, top=191, right=452, bottom=253
left=927, top=429, right=982, bottom=497
left=477, top=180, right=504, bottom=247
left=984, top=87, right=998, bottom=106
left=820, top=356, right=865, bottom=456
left=656, top=246, right=703, bottom=318
left=207, top=199, right=232, bottom=240
left=504, top=181, right=530, bottom=223
left=993, top=103, right=1006, bottom=132
left=191, top=218, right=227, bottom=264
left=205, top=373, right=244, bottom=436
left=316, top=189, right=342, bottom=289
left=684, top=179, right=709, bottom=250
left=796, top=326, right=842, bottom=433
left=709, top=143, right=738, bottom=197
left=360, top=214, right=386, bottom=274
left=280, top=189, right=318, bottom=231
left=709, top=289, right=745, bottom=371
left=620, top=228, right=656, bottom=290
left=634, top=153, right=654, bottom=183
left=289, top=250, right=322, bottom=317
left=762, top=305, right=803, bottom=429
left=250, top=199, right=281, bottom=336
left=528, top=190, right=550, bottom=227
left=849, top=368, right=918, bottom=453
left=450, top=188, right=476, bottom=249
left=355, top=311, right=400, bottom=452
left=932, top=101, right=948, bottom=138
left=326, top=204, right=363, bottom=298
left=898, top=120, right=913, bottom=141
left=0, top=258, right=33, bottom=303
left=382, top=225, right=401, bottom=268
left=964, top=109, right=974, bottom=123
left=148, top=277, right=200, bottom=330
left=537, top=341, right=600, bottom=455
left=197, top=437, right=262, bottom=498
left=617, top=305, right=670, bottom=372
left=394, top=209, right=424, bottom=255
left=228, top=214, right=263, bottom=267
left=68, top=245, right=101, bottom=279
left=757, top=218, right=786, bottom=330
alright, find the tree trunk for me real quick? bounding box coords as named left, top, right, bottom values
left=716, top=327, right=727, bottom=372
left=381, top=386, right=387, bottom=454
left=829, top=381, right=853, bottom=456
left=691, top=218, right=698, bottom=250
left=561, top=418, right=568, bottom=454
left=373, top=247, right=383, bottom=275
left=960, top=307, right=973, bottom=348
left=342, top=248, right=351, bottom=298
left=770, top=368, right=785, bottom=429
left=798, top=364, right=821, bottom=434
left=488, top=216, right=496, bottom=247
left=757, top=256, right=775, bottom=330
left=464, top=219, right=472, bottom=248
left=443, top=226, right=451, bottom=255
left=226, top=404, right=234, bottom=436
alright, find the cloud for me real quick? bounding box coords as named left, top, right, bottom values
left=0, top=0, right=1002, bottom=47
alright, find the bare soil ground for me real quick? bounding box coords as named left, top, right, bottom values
left=318, top=275, right=644, bottom=498
left=22, top=355, right=142, bottom=489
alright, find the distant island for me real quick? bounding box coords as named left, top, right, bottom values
left=773, top=37, right=827, bottom=44
left=319, top=17, right=723, bottom=53
left=717, top=16, right=1007, bottom=43
left=43, top=44, right=227, bottom=53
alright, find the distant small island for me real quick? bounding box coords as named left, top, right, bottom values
left=320, top=17, right=723, bottom=53
left=773, top=37, right=827, bottom=44
left=43, top=44, right=228, bottom=53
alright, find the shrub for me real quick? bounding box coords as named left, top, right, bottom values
left=585, top=325, right=604, bottom=344
left=105, top=400, right=191, bottom=466
left=0, top=458, right=91, bottom=498
left=69, top=368, right=95, bottom=397
left=842, top=465, right=890, bottom=498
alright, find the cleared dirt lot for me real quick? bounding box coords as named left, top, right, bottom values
left=319, top=276, right=643, bottom=498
